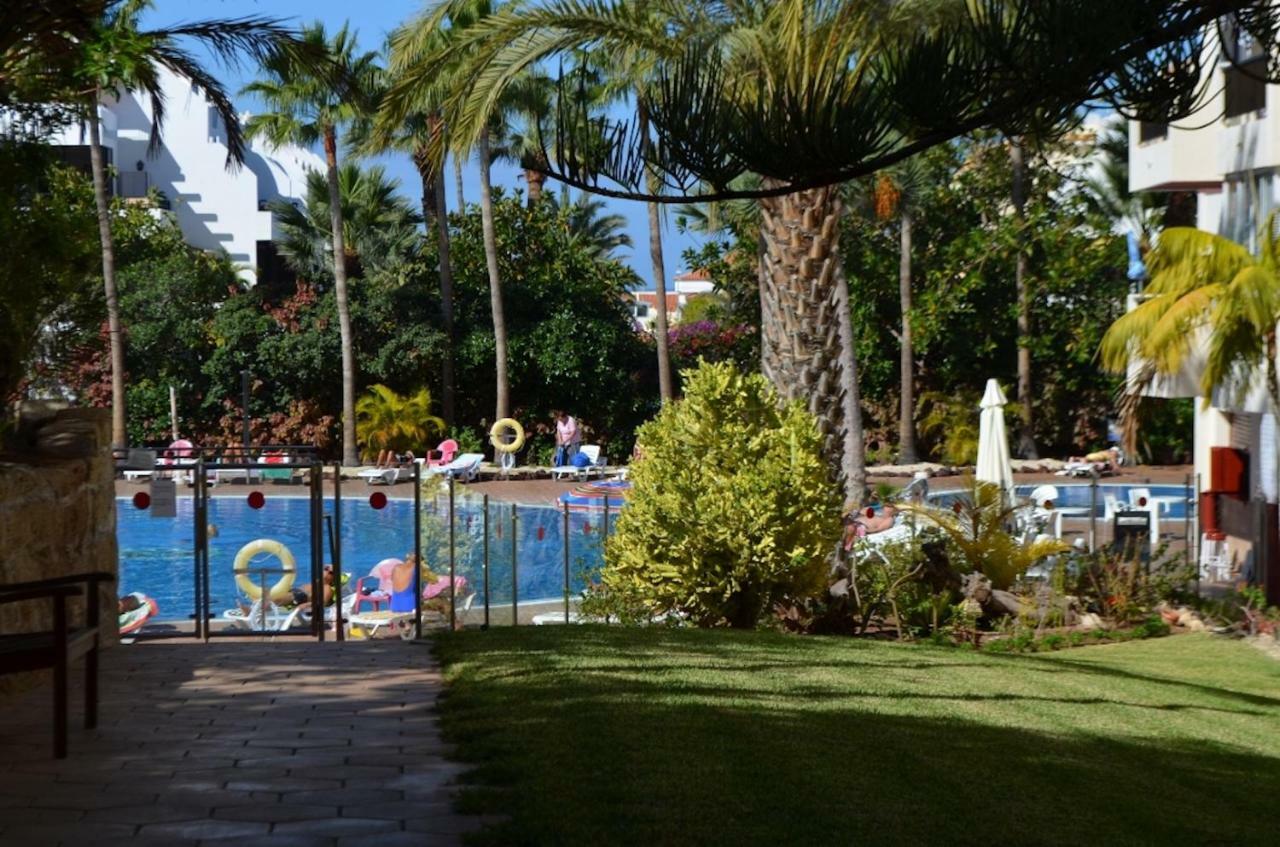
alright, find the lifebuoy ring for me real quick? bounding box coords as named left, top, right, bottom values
left=233, top=538, right=296, bottom=603
left=489, top=418, right=526, bottom=453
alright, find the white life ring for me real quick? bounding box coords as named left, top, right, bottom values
left=233, top=538, right=296, bottom=603
left=489, top=418, right=526, bottom=453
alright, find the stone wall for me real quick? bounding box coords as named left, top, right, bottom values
left=0, top=408, right=118, bottom=696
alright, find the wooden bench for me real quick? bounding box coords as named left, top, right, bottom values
left=0, top=572, right=114, bottom=758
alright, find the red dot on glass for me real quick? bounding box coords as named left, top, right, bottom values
left=133, top=491, right=151, bottom=510
left=583, top=523, right=592, bottom=535
left=537, top=526, right=546, bottom=541
left=369, top=492, right=388, bottom=510
left=952, top=502, right=963, bottom=514
left=1138, top=497, right=1148, bottom=507
left=866, top=507, right=875, bottom=518
left=247, top=491, right=265, bottom=510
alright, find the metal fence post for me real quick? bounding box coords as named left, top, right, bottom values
left=1089, top=472, right=1099, bottom=552
left=414, top=462, right=423, bottom=640
left=482, top=494, right=490, bottom=630
left=511, top=504, right=518, bottom=626
left=333, top=462, right=343, bottom=641
left=563, top=502, right=571, bottom=624
left=449, top=476, right=457, bottom=631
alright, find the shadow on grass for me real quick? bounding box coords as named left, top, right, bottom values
left=437, top=627, right=1280, bottom=847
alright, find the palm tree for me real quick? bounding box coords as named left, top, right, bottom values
left=270, top=163, right=421, bottom=283
left=355, top=384, right=446, bottom=459
left=389, top=0, right=514, bottom=422
left=70, top=0, right=293, bottom=448
left=869, top=157, right=929, bottom=465
left=378, top=0, right=1233, bottom=501
left=243, top=21, right=379, bottom=466
left=1101, top=219, right=1280, bottom=424
left=555, top=191, right=632, bottom=260
left=1010, top=139, right=1039, bottom=459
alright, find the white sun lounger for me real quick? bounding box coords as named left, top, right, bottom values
left=549, top=445, right=606, bottom=480
left=358, top=458, right=425, bottom=485
left=427, top=453, right=484, bottom=482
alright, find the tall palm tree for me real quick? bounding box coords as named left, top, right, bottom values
left=869, top=157, right=929, bottom=465
left=1101, top=219, right=1280, bottom=423
left=389, top=0, right=514, bottom=422
left=243, top=21, right=379, bottom=466
left=1010, top=139, right=1039, bottom=459
left=355, top=36, right=460, bottom=425
left=71, top=0, right=293, bottom=448
left=270, top=163, right=421, bottom=283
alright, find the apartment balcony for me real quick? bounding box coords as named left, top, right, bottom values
left=1129, top=120, right=1223, bottom=194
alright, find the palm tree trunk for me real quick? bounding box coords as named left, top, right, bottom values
left=478, top=130, right=509, bottom=421
left=525, top=168, right=546, bottom=206
left=454, top=153, right=465, bottom=211
left=415, top=140, right=456, bottom=427
left=324, top=127, right=358, bottom=466
left=759, top=180, right=859, bottom=500
left=897, top=208, right=918, bottom=464
left=1267, top=331, right=1279, bottom=420
left=638, top=99, right=673, bottom=402
left=433, top=164, right=457, bottom=427
left=834, top=263, right=868, bottom=501
left=1011, top=140, right=1039, bottom=459
left=87, top=97, right=126, bottom=449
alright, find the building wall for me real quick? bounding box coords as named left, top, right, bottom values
left=49, top=70, right=322, bottom=285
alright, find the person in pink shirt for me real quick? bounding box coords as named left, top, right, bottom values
left=553, top=410, right=581, bottom=467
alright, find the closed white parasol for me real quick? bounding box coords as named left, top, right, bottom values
left=976, top=378, right=1014, bottom=502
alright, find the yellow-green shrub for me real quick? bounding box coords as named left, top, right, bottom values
left=604, top=361, right=841, bottom=628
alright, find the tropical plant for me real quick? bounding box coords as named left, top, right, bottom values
left=66, top=0, right=292, bottom=448
left=244, top=20, right=380, bottom=465
left=555, top=191, right=632, bottom=260
left=0, top=153, right=99, bottom=405
left=355, top=383, right=446, bottom=458
left=903, top=479, right=1067, bottom=590
left=1101, top=218, right=1280, bottom=421
left=917, top=390, right=981, bottom=466
left=270, top=163, right=421, bottom=284
left=604, top=361, right=841, bottom=628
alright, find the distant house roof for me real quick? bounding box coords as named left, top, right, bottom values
left=674, top=268, right=712, bottom=282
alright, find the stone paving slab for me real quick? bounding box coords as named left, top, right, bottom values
left=0, top=640, right=487, bottom=846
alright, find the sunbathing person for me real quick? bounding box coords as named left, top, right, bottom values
left=1067, top=446, right=1120, bottom=474
left=376, top=449, right=415, bottom=468
left=842, top=503, right=899, bottom=550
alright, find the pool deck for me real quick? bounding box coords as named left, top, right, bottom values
left=0, top=640, right=496, bottom=846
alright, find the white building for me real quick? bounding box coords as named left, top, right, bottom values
left=1128, top=15, right=1278, bottom=602
left=630, top=269, right=717, bottom=331
left=48, top=67, right=323, bottom=285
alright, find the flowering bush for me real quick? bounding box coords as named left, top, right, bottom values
left=667, top=321, right=758, bottom=379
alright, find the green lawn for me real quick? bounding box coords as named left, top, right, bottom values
left=434, top=628, right=1280, bottom=846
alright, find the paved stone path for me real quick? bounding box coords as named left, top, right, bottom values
left=0, top=640, right=492, bottom=846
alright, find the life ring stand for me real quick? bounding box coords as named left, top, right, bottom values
left=489, top=418, right=526, bottom=454
left=233, top=538, right=297, bottom=603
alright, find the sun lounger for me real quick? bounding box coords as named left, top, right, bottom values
left=358, top=458, right=424, bottom=485
left=550, top=445, right=606, bottom=480
left=427, top=452, right=484, bottom=482
left=222, top=599, right=307, bottom=632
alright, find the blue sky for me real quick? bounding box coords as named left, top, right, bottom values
left=148, top=0, right=705, bottom=290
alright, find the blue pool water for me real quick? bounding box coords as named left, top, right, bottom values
left=927, top=483, right=1194, bottom=519
left=117, top=495, right=610, bottom=621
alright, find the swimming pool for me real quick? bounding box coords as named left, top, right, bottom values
left=927, top=483, right=1195, bottom=519
left=117, top=495, right=610, bottom=621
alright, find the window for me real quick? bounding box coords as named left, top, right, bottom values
left=1222, top=14, right=1268, bottom=119
left=207, top=106, right=225, bottom=143
left=1224, top=58, right=1267, bottom=118
left=1138, top=121, right=1167, bottom=142
left=634, top=303, right=649, bottom=317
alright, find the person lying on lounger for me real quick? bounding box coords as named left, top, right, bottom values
left=1066, top=446, right=1120, bottom=474
left=375, top=450, right=415, bottom=469
left=842, top=503, right=898, bottom=550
